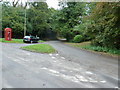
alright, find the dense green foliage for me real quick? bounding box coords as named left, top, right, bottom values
left=26, top=2, right=52, bottom=39
left=89, top=3, right=120, bottom=49
left=51, top=2, right=120, bottom=49
left=81, top=45, right=120, bottom=55
left=21, top=44, right=56, bottom=53
left=2, top=2, right=56, bottom=39
left=66, top=42, right=120, bottom=55
left=2, top=2, right=25, bottom=38
left=2, top=1, right=120, bottom=50
left=73, top=35, right=83, bottom=43
left=76, top=3, right=120, bottom=49
left=50, top=2, right=87, bottom=41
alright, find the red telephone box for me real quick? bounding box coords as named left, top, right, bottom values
left=4, top=28, right=12, bottom=41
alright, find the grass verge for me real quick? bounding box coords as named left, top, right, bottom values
left=21, top=44, right=56, bottom=53
left=0, top=38, right=45, bottom=43
left=0, top=38, right=23, bottom=43
left=66, top=41, right=120, bottom=56
left=38, top=40, right=45, bottom=43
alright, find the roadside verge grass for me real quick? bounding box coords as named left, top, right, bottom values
left=66, top=41, right=120, bottom=56
left=0, top=38, right=45, bottom=43
left=39, top=40, right=45, bottom=43
left=0, top=38, right=23, bottom=43
left=21, top=44, right=56, bottom=53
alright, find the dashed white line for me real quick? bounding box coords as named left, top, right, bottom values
left=86, top=71, right=93, bottom=75
left=61, top=57, right=65, bottom=59
left=49, top=54, right=52, bottom=56
left=56, top=54, right=59, bottom=56
left=100, top=80, right=106, bottom=83
left=51, top=57, right=56, bottom=59
left=49, top=69, right=60, bottom=74
left=41, top=67, right=47, bottom=70
left=75, top=75, right=88, bottom=82
left=88, top=78, right=98, bottom=83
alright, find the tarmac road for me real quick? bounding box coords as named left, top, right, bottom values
left=1, top=41, right=119, bottom=88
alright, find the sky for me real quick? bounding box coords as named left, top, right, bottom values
left=3, top=0, right=60, bottom=9
left=28, top=0, right=60, bottom=9
left=46, top=0, right=59, bottom=9
left=3, top=0, right=118, bottom=8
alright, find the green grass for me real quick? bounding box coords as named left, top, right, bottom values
left=0, top=38, right=23, bottom=43
left=66, top=41, right=120, bottom=55
left=81, top=45, right=120, bottom=55
left=38, top=40, right=45, bottom=43
left=21, top=44, right=56, bottom=53
left=0, top=38, right=45, bottom=43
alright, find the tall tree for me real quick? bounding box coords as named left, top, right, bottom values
left=27, top=2, right=51, bottom=39
left=88, top=2, right=120, bottom=49
left=51, top=2, right=86, bottom=41
left=2, top=2, right=26, bottom=38
left=71, top=2, right=120, bottom=49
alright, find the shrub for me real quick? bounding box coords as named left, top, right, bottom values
left=73, top=35, right=83, bottom=43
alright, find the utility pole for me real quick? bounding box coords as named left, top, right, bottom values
left=24, top=1, right=27, bottom=37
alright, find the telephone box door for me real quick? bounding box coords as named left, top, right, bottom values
left=4, top=28, right=12, bottom=41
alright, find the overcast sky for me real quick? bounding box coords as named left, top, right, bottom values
left=3, top=0, right=60, bottom=9
left=46, top=0, right=59, bottom=9
left=3, top=0, right=118, bottom=9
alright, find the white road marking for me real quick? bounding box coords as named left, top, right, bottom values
left=51, top=57, right=56, bottom=59
left=49, top=54, right=52, bottom=56
left=75, top=75, right=88, bottom=82
left=48, top=69, right=60, bottom=74
left=61, top=57, right=65, bottom=59
left=41, top=67, right=47, bottom=70
left=100, top=80, right=106, bottom=83
left=86, top=71, right=93, bottom=75
left=89, top=80, right=98, bottom=83
left=62, top=74, right=79, bottom=83
left=56, top=54, right=59, bottom=56
left=41, top=67, right=59, bottom=74
left=40, top=67, right=106, bottom=84
left=40, top=67, right=80, bottom=82
left=88, top=78, right=98, bottom=83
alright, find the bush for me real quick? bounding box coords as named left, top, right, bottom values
left=81, top=45, right=120, bottom=55
left=73, top=35, right=83, bottom=43
left=87, top=3, right=120, bottom=49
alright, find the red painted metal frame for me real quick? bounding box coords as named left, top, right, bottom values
left=4, top=28, right=12, bottom=41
